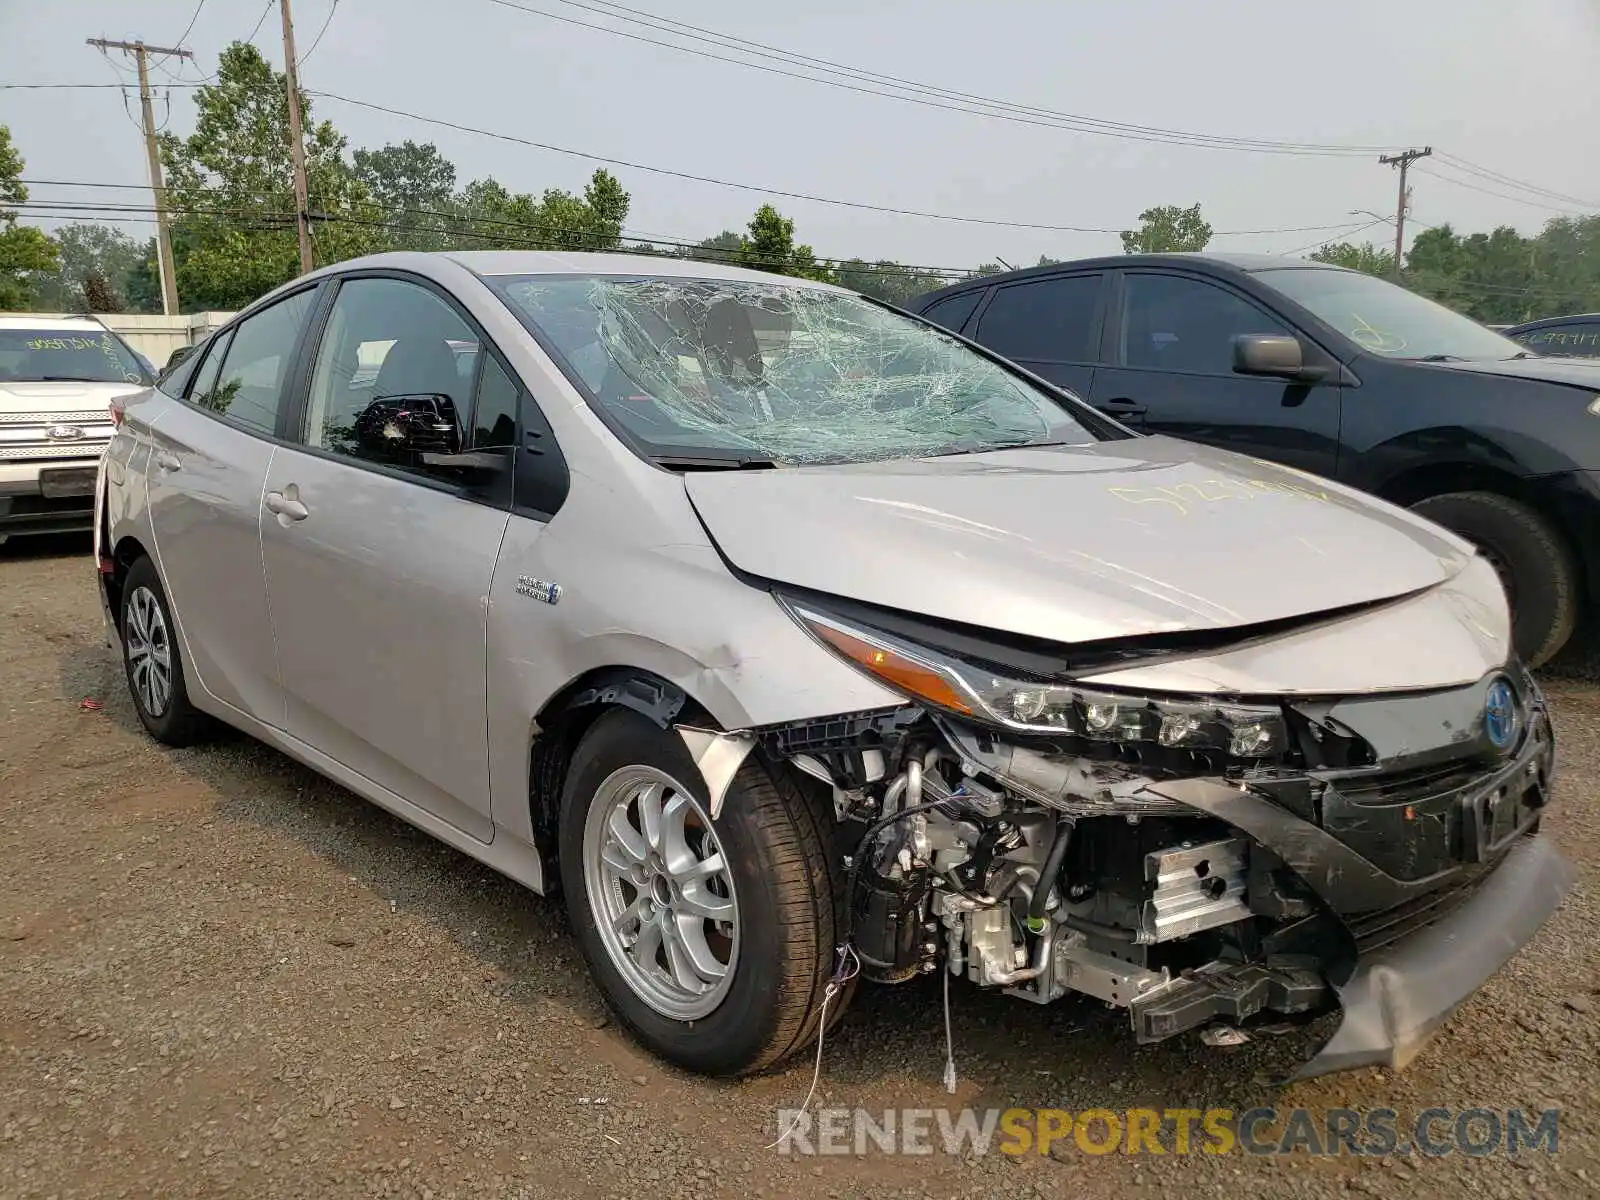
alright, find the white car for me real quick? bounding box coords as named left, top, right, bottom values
left=0, top=314, right=153, bottom=544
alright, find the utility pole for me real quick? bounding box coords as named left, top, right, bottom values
left=86, top=38, right=191, bottom=315
left=1378, top=146, right=1432, bottom=280
left=278, top=0, right=316, bottom=275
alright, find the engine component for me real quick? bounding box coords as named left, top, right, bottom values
left=1139, top=837, right=1251, bottom=943
left=852, top=851, right=934, bottom=983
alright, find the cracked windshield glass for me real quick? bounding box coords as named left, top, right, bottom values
left=494, top=275, right=1103, bottom=465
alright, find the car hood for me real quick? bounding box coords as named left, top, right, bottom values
left=0, top=379, right=146, bottom=416
left=1424, top=356, right=1600, bottom=389
left=683, top=436, right=1473, bottom=645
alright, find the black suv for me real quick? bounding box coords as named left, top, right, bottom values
left=913, top=253, right=1600, bottom=666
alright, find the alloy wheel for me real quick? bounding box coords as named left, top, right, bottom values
left=582, top=765, right=739, bottom=1021
left=125, top=585, right=173, bottom=718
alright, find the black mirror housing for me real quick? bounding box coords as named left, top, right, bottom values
left=354, top=393, right=461, bottom=461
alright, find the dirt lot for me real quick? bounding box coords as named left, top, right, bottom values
left=2, top=536, right=1596, bottom=1200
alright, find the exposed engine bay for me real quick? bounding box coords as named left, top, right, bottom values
left=702, top=628, right=1570, bottom=1079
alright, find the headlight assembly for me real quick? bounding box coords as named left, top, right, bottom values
left=786, top=601, right=1287, bottom=759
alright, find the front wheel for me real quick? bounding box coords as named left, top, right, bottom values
left=1410, top=490, right=1578, bottom=668
left=558, top=708, right=846, bottom=1076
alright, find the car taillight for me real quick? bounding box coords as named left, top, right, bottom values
left=109, top=396, right=126, bottom=427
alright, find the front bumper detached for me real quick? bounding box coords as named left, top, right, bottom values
left=1292, top=833, right=1574, bottom=1081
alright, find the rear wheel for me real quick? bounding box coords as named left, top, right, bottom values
left=119, top=556, right=212, bottom=746
left=1410, top=490, right=1578, bottom=668
left=558, top=708, right=847, bottom=1076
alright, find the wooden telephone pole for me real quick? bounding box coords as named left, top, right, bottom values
left=85, top=38, right=191, bottom=315
left=278, top=0, right=315, bottom=275
left=1378, top=146, right=1432, bottom=280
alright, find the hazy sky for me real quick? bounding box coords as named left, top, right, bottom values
left=4, top=0, right=1598, bottom=273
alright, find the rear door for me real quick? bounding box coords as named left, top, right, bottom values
left=260, top=273, right=517, bottom=843
left=144, top=286, right=321, bottom=725
left=967, top=272, right=1105, bottom=398
left=1090, top=270, right=1343, bottom=477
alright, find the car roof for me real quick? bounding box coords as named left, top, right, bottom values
left=307, top=249, right=847, bottom=292
left=912, top=252, right=1350, bottom=308
left=0, top=313, right=110, bottom=330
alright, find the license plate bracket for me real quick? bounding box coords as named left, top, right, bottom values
left=1458, top=778, right=1542, bottom=863
left=38, top=466, right=99, bottom=498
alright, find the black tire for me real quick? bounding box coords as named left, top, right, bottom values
left=558, top=708, right=848, bottom=1076
left=1410, top=491, right=1578, bottom=668
left=119, top=555, right=212, bottom=747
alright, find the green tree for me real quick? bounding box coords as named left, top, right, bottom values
left=735, top=204, right=834, bottom=281
left=352, top=140, right=457, bottom=250
left=1120, top=203, right=1212, bottom=254
left=836, top=259, right=950, bottom=306
left=82, top=269, right=124, bottom=313
left=32, top=223, right=160, bottom=313
left=448, top=169, right=630, bottom=252
left=1309, top=240, right=1395, bottom=277
left=159, top=43, right=380, bottom=309
left=684, top=230, right=743, bottom=264
left=0, top=126, right=60, bottom=309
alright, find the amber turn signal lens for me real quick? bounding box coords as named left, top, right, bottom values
left=809, top=621, right=974, bottom=715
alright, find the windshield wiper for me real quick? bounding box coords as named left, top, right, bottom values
left=653, top=453, right=780, bottom=471
left=1412, top=354, right=1468, bottom=363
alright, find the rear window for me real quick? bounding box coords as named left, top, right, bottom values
left=0, top=327, right=151, bottom=385
left=975, top=275, right=1102, bottom=362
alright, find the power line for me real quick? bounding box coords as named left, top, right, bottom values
left=1415, top=163, right=1588, bottom=215
left=482, top=0, right=1389, bottom=157
left=1434, top=153, right=1598, bottom=210
left=308, top=89, right=1368, bottom=239
left=297, top=0, right=341, bottom=65
left=161, top=0, right=210, bottom=63
left=1275, top=219, right=1387, bottom=258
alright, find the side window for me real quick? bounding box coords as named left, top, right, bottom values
left=921, top=290, right=984, bottom=334
left=187, top=329, right=233, bottom=406
left=303, top=276, right=512, bottom=488
left=474, top=354, right=520, bottom=448
left=157, top=334, right=212, bottom=399
left=1517, top=324, right=1600, bottom=357
left=975, top=275, right=1102, bottom=362
left=195, top=290, right=316, bottom=432
left=1121, top=274, right=1288, bottom=374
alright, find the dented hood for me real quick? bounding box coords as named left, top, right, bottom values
left=684, top=436, right=1474, bottom=645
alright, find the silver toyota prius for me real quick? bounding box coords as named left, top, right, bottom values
left=94, top=251, right=1572, bottom=1081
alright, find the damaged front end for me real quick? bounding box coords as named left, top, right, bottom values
left=708, top=593, right=1573, bottom=1082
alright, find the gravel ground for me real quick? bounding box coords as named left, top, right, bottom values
left=2, top=535, right=1596, bottom=1200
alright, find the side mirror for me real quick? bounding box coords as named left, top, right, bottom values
left=1233, top=334, right=1326, bottom=382
left=354, top=393, right=461, bottom=461
left=164, top=346, right=192, bottom=370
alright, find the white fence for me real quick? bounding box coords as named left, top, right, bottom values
left=13, top=311, right=238, bottom=366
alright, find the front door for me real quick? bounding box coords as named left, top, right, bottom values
left=1090, top=271, right=1343, bottom=478
left=260, top=275, right=519, bottom=843
left=144, top=287, right=320, bottom=726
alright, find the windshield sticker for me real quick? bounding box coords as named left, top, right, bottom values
left=1346, top=314, right=1408, bottom=355
left=1108, top=476, right=1334, bottom=516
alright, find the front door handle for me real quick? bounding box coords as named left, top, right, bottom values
left=1097, top=398, right=1147, bottom=419
left=264, top=488, right=309, bottom=522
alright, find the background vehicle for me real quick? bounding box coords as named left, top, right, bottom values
left=0, top=314, right=152, bottom=544
left=96, top=251, right=1568, bottom=1084
left=1504, top=313, right=1600, bottom=358
left=913, top=255, right=1600, bottom=666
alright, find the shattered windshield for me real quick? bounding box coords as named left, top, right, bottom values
left=489, top=274, right=1103, bottom=465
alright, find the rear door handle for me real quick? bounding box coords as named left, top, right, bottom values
left=154, top=451, right=181, bottom=473
left=264, top=489, right=309, bottom=522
